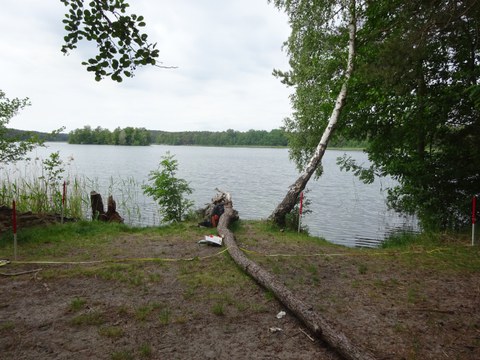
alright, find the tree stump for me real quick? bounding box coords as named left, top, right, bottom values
left=90, top=192, right=123, bottom=223
left=106, top=195, right=124, bottom=223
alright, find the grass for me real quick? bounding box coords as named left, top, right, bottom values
left=0, top=157, right=88, bottom=219
left=177, top=252, right=251, bottom=290
left=0, top=220, right=136, bottom=257
left=135, top=302, right=169, bottom=322
left=0, top=321, right=15, bottom=331
left=99, top=326, right=124, bottom=338
left=158, top=308, right=171, bottom=325
left=381, top=231, right=480, bottom=272
left=139, top=344, right=152, bottom=358
left=211, top=302, right=225, bottom=316
left=69, top=297, right=87, bottom=312
left=111, top=350, right=134, bottom=360
left=1, top=218, right=480, bottom=360
left=358, top=263, right=368, bottom=275
left=2, top=219, right=478, bottom=278
left=135, top=304, right=157, bottom=322
left=70, top=311, right=105, bottom=326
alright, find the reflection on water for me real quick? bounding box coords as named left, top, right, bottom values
left=16, top=143, right=418, bottom=247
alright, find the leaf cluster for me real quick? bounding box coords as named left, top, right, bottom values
left=60, top=0, right=160, bottom=82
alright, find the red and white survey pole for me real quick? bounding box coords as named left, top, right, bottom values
left=472, top=195, right=477, bottom=246
left=61, top=181, right=67, bottom=224
left=298, top=191, right=304, bottom=233
left=12, top=199, right=17, bottom=260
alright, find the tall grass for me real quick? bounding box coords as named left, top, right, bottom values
left=106, top=175, right=144, bottom=226
left=1, top=153, right=149, bottom=224
left=0, top=155, right=89, bottom=219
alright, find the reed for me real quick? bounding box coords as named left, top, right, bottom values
left=1, top=153, right=151, bottom=224
left=0, top=156, right=88, bottom=219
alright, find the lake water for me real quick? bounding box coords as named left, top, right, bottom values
left=13, top=143, right=417, bottom=247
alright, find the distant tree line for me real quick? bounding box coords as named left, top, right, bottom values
left=9, top=126, right=368, bottom=149
left=68, top=126, right=152, bottom=145
left=6, top=128, right=68, bottom=142
left=152, top=129, right=289, bottom=147
left=152, top=129, right=367, bottom=148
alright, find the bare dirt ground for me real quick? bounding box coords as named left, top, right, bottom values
left=1, top=222, right=479, bottom=359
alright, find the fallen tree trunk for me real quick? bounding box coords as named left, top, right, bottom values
left=217, top=199, right=376, bottom=360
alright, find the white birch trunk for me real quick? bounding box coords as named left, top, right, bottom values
left=271, top=1, right=357, bottom=225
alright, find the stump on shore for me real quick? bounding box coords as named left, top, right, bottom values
left=90, top=192, right=124, bottom=223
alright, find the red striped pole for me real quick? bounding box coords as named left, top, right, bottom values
left=12, top=199, right=17, bottom=260
left=298, top=191, right=304, bottom=233
left=61, top=181, right=66, bottom=224
left=473, top=196, right=477, bottom=246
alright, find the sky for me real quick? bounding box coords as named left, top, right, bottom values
left=0, top=0, right=293, bottom=133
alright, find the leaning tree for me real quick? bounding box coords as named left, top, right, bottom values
left=269, top=0, right=359, bottom=226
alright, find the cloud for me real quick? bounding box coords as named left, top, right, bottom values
left=0, top=0, right=292, bottom=133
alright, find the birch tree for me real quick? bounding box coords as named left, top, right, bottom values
left=269, top=0, right=359, bottom=225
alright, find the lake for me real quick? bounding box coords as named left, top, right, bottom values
left=14, top=143, right=418, bottom=247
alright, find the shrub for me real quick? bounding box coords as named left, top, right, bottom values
left=142, top=152, right=193, bottom=222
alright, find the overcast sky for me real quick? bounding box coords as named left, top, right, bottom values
left=0, top=0, right=293, bottom=133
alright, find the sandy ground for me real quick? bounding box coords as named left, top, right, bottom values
left=1, top=222, right=479, bottom=359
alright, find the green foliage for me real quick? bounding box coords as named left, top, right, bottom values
left=381, top=231, right=440, bottom=249
left=60, top=0, right=160, bottom=82
left=284, top=190, right=312, bottom=233
left=68, top=125, right=152, bottom=145
left=0, top=90, right=39, bottom=164
left=343, top=0, right=480, bottom=230
left=270, top=0, right=352, bottom=170
left=0, top=90, right=65, bottom=165
left=142, top=152, right=193, bottom=222
left=272, top=0, right=480, bottom=231
left=39, top=152, right=65, bottom=212
left=336, top=153, right=376, bottom=184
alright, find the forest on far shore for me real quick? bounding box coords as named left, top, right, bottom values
left=8, top=126, right=368, bottom=148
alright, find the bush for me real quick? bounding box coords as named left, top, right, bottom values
left=142, top=152, right=193, bottom=222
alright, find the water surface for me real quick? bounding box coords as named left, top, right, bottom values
left=20, top=143, right=417, bottom=247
